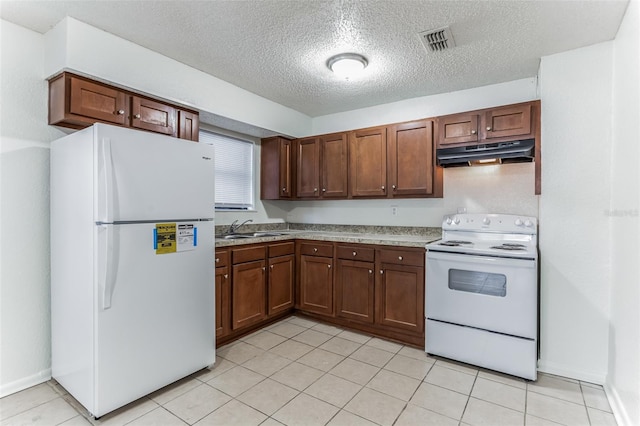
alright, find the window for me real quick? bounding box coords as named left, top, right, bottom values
left=200, top=130, right=254, bottom=210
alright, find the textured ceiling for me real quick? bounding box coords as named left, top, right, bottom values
left=0, top=0, right=629, bottom=117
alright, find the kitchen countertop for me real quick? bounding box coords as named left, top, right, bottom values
left=214, top=225, right=442, bottom=249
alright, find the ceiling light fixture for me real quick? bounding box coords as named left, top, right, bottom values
left=327, top=53, right=368, bottom=79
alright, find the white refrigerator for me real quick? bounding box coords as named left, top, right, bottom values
left=51, top=123, right=216, bottom=418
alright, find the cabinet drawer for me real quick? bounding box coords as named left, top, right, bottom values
left=269, top=242, right=295, bottom=258
left=299, top=242, right=333, bottom=257
left=215, top=250, right=229, bottom=267
left=377, top=249, right=424, bottom=267
left=232, top=246, right=266, bottom=264
left=337, top=245, right=374, bottom=262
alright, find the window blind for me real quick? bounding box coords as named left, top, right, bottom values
left=199, top=130, right=254, bottom=210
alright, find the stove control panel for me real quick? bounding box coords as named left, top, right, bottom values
left=442, top=213, right=537, bottom=234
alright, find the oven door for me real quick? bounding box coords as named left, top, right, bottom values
left=426, top=250, right=537, bottom=339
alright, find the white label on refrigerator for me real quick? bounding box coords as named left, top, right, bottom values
left=177, top=224, right=197, bottom=252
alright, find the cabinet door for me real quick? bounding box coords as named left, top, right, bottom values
left=232, top=260, right=266, bottom=330
left=388, top=120, right=434, bottom=197
left=321, top=133, right=348, bottom=198
left=68, top=76, right=127, bottom=125
left=483, top=104, right=532, bottom=139
left=349, top=127, right=387, bottom=197
left=296, top=137, right=320, bottom=198
left=279, top=139, right=293, bottom=198
left=178, top=110, right=199, bottom=141
left=268, top=254, right=295, bottom=315
left=215, top=266, right=230, bottom=339
left=437, top=113, right=479, bottom=147
left=336, top=259, right=375, bottom=324
left=260, top=137, right=292, bottom=200
left=299, top=255, right=333, bottom=315
left=131, top=96, right=177, bottom=136
left=376, top=263, right=424, bottom=334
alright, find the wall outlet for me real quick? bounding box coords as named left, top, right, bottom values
left=391, top=206, right=398, bottom=216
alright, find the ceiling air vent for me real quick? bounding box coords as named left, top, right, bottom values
left=419, top=26, right=456, bottom=52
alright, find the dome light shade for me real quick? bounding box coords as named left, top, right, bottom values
left=327, top=53, right=368, bottom=78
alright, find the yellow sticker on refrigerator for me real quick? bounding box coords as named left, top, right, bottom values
left=155, top=223, right=177, bottom=254
left=154, top=223, right=197, bottom=254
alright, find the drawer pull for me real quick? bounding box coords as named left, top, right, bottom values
left=327, top=264, right=331, bottom=269
left=262, top=267, right=266, bottom=271
left=352, top=251, right=357, bottom=256
left=270, top=265, right=274, bottom=270
left=116, top=109, right=125, bottom=115
left=369, top=269, right=373, bottom=274
left=223, top=274, right=228, bottom=279
left=313, top=248, right=318, bottom=253
left=215, top=258, right=220, bottom=263
left=380, top=269, right=384, bottom=274
left=398, top=256, right=403, bottom=261
left=134, top=114, right=141, bottom=119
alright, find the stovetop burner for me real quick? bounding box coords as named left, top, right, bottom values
left=438, top=240, right=472, bottom=247
left=490, top=244, right=527, bottom=251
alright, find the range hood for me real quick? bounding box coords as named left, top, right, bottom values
left=436, top=139, right=535, bottom=167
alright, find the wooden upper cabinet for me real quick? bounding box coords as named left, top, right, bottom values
left=50, top=74, right=127, bottom=128
left=297, top=137, right=321, bottom=198
left=131, top=96, right=176, bottom=136
left=349, top=126, right=387, bottom=198
left=48, top=72, right=199, bottom=141
left=178, top=110, right=199, bottom=142
left=387, top=120, right=435, bottom=197
left=320, top=132, right=348, bottom=198
left=483, top=103, right=532, bottom=140
left=437, top=113, right=479, bottom=147
left=437, top=102, right=536, bottom=148
left=261, top=137, right=293, bottom=199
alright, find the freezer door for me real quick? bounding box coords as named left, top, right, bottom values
left=94, top=220, right=215, bottom=417
left=94, top=124, right=215, bottom=223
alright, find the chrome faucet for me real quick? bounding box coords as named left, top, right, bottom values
left=229, top=219, right=253, bottom=234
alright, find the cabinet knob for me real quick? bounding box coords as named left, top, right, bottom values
left=352, top=251, right=357, bottom=256
left=369, top=270, right=373, bottom=274
left=282, top=187, right=287, bottom=192
left=314, top=188, right=318, bottom=192
left=270, top=265, right=274, bottom=270
left=224, top=274, right=228, bottom=279
left=486, top=126, right=492, bottom=131
left=392, top=184, right=396, bottom=190
left=381, top=185, right=385, bottom=190
left=215, top=258, right=219, bottom=263
left=471, top=129, right=477, bottom=135
left=327, top=264, right=331, bottom=269
left=322, top=188, right=326, bottom=192
left=262, top=267, right=266, bottom=271
left=116, top=109, right=125, bottom=115
left=134, top=114, right=141, bottom=119
left=380, top=269, right=384, bottom=274
left=398, top=256, right=403, bottom=261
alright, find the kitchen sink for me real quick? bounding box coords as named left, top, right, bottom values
left=215, top=231, right=285, bottom=240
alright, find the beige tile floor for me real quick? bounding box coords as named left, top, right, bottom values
left=0, top=316, right=617, bottom=426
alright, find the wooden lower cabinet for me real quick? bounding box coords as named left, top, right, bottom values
left=215, top=265, right=230, bottom=338
left=376, top=262, right=424, bottom=334
left=268, top=254, right=295, bottom=315
left=232, top=257, right=267, bottom=330
left=299, top=255, right=334, bottom=316
left=335, top=259, right=375, bottom=324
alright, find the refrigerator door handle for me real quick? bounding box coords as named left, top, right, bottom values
left=100, top=138, right=115, bottom=222
left=101, top=224, right=118, bottom=310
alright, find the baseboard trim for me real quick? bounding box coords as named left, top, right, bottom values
left=604, top=380, right=634, bottom=426
left=0, top=369, right=52, bottom=398
left=537, top=360, right=606, bottom=384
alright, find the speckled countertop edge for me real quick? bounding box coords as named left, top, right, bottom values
left=214, top=223, right=442, bottom=248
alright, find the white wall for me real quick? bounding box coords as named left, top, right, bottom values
left=0, top=20, right=67, bottom=397
left=44, top=17, right=312, bottom=139
left=607, top=0, right=640, bottom=424
left=538, top=43, right=614, bottom=383
left=286, top=163, right=537, bottom=226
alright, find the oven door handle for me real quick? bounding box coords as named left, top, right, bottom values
left=426, top=250, right=536, bottom=268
